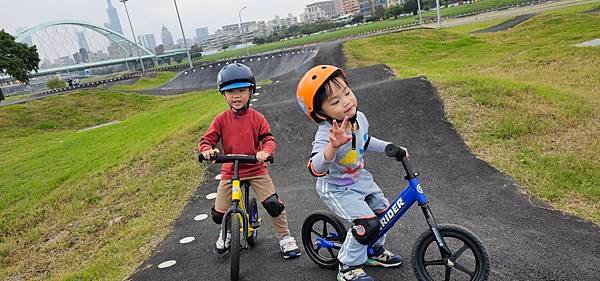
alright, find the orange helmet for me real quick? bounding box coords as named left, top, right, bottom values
left=296, top=65, right=346, bottom=123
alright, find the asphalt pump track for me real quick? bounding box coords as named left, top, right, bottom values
left=130, top=42, right=599, bottom=281
left=472, top=14, right=536, bottom=33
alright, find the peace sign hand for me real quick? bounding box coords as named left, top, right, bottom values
left=328, top=116, right=352, bottom=149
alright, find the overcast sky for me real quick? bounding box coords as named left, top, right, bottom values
left=1, top=0, right=316, bottom=39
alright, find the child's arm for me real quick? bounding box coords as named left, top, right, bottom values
left=257, top=115, right=276, bottom=162
left=308, top=134, right=331, bottom=177
left=198, top=117, right=222, bottom=155
left=365, top=136, right=391, bottom=153
left=366, top=136, right=409, bottom=157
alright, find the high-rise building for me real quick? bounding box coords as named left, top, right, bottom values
left=240, top=22, right=258, bottom=33
left=359, top=0, right=388, bottom=15
left=176, top=38, right=194, bottom=48
left=161, top=26, right=174, bottom=48
left=195, top=27, right=209, bottom=42
left=306, top=1, right=340, bottom=18
left=74, top=48, right=90, bottom=63
left=105, top=0, right=123, bottom=34
left=222, top=24, right=240, bottom=37
left=256, top=21, right=267, bottom=35
left=77, top=31, right=90, bottom=51
left=137, top=33, right=157, bottom=51
left=337, top=0, right=360, bottom=15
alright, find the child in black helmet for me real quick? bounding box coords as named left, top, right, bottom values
left=198, top=63, right=301, bottom=259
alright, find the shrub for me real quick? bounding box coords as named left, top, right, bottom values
left=47, top=78, right=67, bottom=89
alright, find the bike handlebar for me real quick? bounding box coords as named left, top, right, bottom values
left=198, top=153, right=274, bottom=164
left=385, top=144, right=417, bottom=180
left=385, top=143, right=407, bottom=160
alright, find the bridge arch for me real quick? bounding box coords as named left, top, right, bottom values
left=15, top=20, right=154, bottom=56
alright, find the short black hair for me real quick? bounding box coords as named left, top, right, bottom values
left=311, top=69, right=348, bottom=121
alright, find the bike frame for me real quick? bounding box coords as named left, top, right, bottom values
left=317, top=155, right=455, bottom=264
left=219, top=159, right=257, bottom=248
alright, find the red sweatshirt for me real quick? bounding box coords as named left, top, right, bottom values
left=198, top=108, right=276, bottom=180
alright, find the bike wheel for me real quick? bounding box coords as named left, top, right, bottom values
left=230, top=214, right=241, bottom=281
left=412, top=224, right=490, bottom=281
left=301, top=211, right=347, bottom=269
left=247, top=197, right=258, bottom=248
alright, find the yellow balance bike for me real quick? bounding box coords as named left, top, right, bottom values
left=199, top=153, right=272, bottom=281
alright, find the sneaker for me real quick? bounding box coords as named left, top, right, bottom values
left=279, top=235, right=301, bottom=259
left=214, top=230, right=231, bottom=254
left=365, top=246, right=403, bottom=267
left=337, top=264, right=374, bottom=281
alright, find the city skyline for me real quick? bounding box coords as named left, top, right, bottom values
left=1, top=0, right=321, bottom=42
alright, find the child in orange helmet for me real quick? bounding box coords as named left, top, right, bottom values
left=296, top=65, right=408, bottom=281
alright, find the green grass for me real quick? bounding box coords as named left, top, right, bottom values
left=344, top=6, right=600, bottom=222
left=0, top=89, right=226, bottom=280
left=111, top=71, right=177, bottom=91
left=79, top=72, right=129, bottom=84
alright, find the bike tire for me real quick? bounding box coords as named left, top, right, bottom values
left=230, top=215, right=241, bottom=281
left=412, top=224, right=490, bottom=281
left=301, top=211, right=347, bottom=269
left=247, top=197, right=258, bottom=248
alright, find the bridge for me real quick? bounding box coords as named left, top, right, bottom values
left=11, top=20, right=187, bottom=78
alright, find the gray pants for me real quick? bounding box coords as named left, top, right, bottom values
left=316, top=174, right=390, bottom=266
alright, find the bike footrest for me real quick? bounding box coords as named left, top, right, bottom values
left=250, top=218, right=262, bottom=229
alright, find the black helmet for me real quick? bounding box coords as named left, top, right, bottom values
left=216, top=63, right=256, bottom=93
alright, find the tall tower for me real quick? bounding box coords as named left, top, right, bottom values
left=105, top=0, right=124, bottom=34
left=161, top=25, right=174, bottom=48
left=77, top=31, right=90, bottom=51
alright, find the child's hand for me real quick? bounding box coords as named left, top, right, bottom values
left=400, top=146, right=410, bottom=158
left=256, top=151, right=270, bottom=162
left=201, top=148, right=218, bottom=160
left=328, top=116, right=352, bottom=149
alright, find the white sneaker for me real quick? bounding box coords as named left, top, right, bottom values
left=215, top=230, right=231, bottom=254
left=279, top=235, right=301, bottom=259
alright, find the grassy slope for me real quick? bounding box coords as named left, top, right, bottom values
left=111, top=72, right=177, bottom=91
left=344, top=3, right=600, bottom=222
left=0, top=89, right=226, bottom=279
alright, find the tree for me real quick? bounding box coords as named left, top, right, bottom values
left=0, top=30, right=40, bottom=84
left=385, top=4, right=404, bottom=19
left=253, top=37, right=266, bottom=45
left=47, top=78, right=66, bottom=89
left=373, top=5, right=385, bottom=20
left=403, top=0, right=420, bottom=15
left=351, top=14, right=364, bottom=24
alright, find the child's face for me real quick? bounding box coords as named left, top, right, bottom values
left=224, top=87, right=251, bottom=111
left=319, top=76, right=357, bottom=121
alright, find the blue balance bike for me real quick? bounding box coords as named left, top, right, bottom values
left=301, top=144, right=490, bottom=281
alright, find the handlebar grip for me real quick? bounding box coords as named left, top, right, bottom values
left=266, top=155, right=274, bottom=164
left=198, top=153, right=207, bottom=162
left=385, top=144, right=406, bottom=159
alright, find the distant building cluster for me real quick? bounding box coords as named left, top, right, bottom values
left=143, top=0, right=404, bottom=53
left=31, top=0, right=407, bottom=69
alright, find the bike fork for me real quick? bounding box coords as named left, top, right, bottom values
left=222, top=203, right=250, bottom=248
left=420, top=204, right=455, bottom=267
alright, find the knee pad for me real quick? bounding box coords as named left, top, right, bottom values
left=262, top=193, right=285, bottom=217
left=351, top=217, right=381, bottom=245
left=211, top=207, right=225, bottom=224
